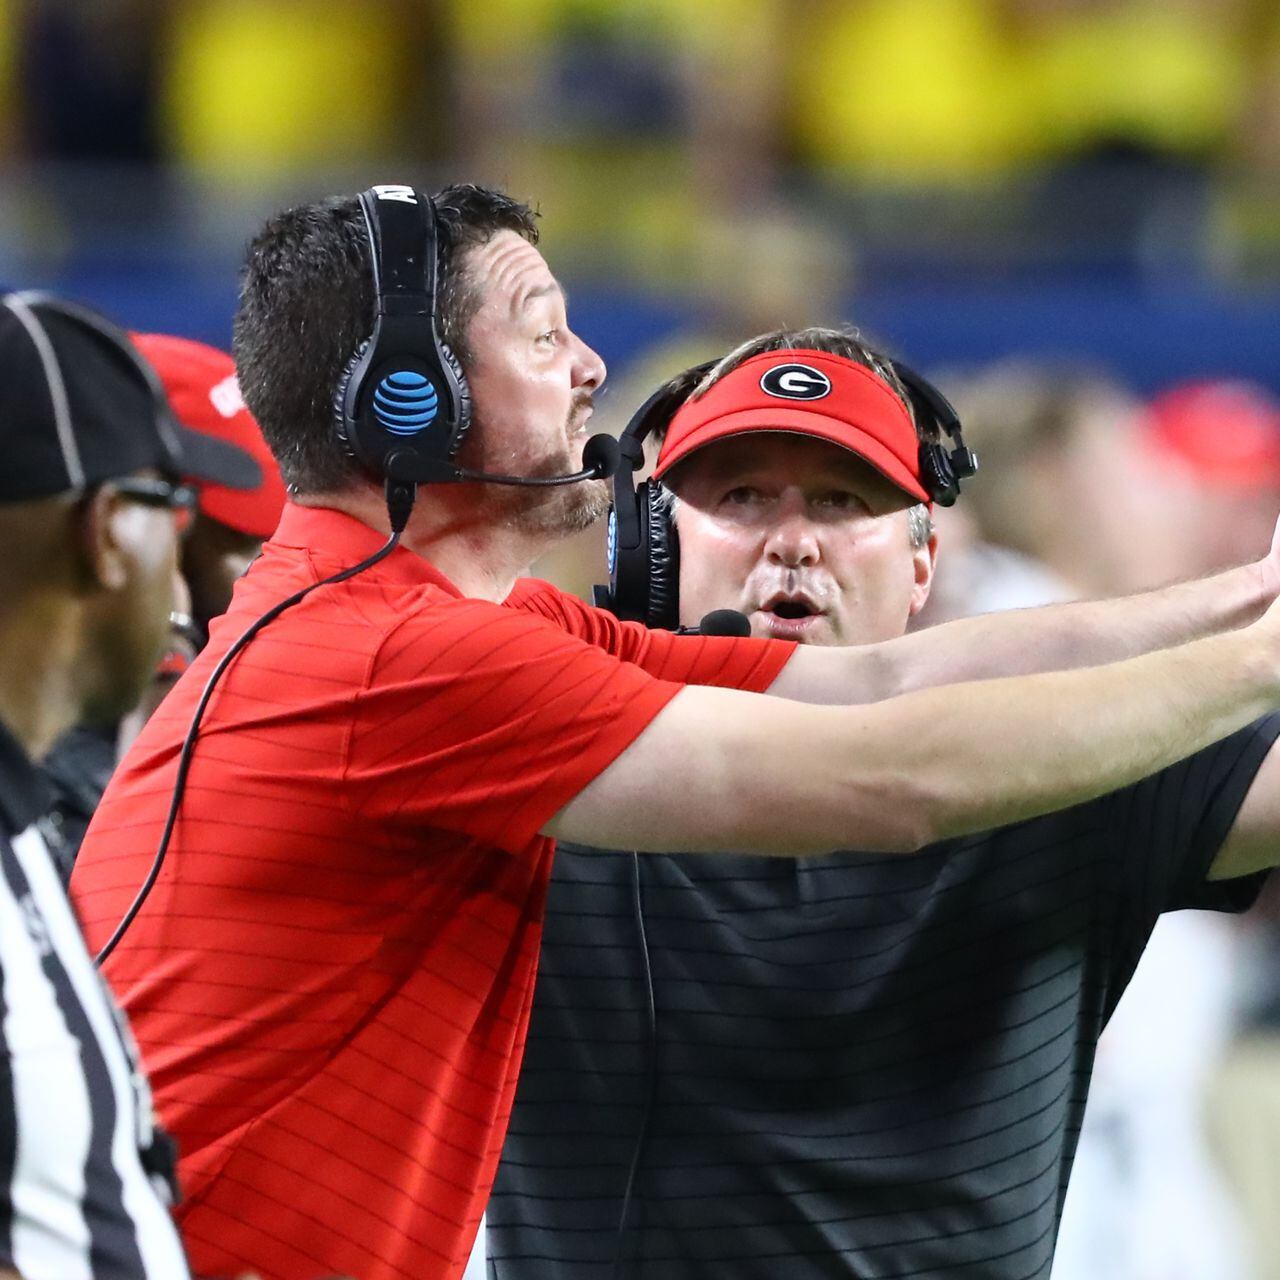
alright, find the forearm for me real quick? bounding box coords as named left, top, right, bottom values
left=771, top=560, right=1273, bottom=706
left=556, top=623, right=1280, bottom=858
left=826, top=625, right=1278, bottom=852
left=893, top=562, right=1273, bottom=696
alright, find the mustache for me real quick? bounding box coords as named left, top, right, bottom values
left=568, top=392, right=595, bottom=424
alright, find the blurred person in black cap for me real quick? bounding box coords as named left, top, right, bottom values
left=44, top=331, right=282, bottom=870
left=0, top=289, right=252, bottom=1279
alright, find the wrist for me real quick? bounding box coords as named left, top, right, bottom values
left=1241, top=556, right=1280, bottom=627
left=1232, top=621, right=1280, bottom=707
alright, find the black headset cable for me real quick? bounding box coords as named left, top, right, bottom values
left=95, top=482, right=416, bottom=966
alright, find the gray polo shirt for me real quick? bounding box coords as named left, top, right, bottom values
left=489, top=716, right=1280, bottom=1279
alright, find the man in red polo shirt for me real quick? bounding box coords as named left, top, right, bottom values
left=71, top=184, right=1280, bottom=1280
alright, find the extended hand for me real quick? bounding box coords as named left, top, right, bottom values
left=1255, top=514, right=1280, bottom=606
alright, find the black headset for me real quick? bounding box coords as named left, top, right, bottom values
left=594, top=353, right=977, bottom=629
left=333, top=184, right=471, bottom=491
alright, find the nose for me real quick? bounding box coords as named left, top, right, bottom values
left=573, top=334, right=607, bottom=394
left=763, top=495, right=821, bottom=568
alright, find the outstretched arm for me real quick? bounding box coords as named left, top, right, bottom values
left=771, top=519, right=1280, bottom=706
left=547, top=608, right=1280, bottom=858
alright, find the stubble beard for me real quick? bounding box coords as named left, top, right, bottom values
left=495, top=471, right=609, bottom=538
left=465, top=401, right=610, bottom=539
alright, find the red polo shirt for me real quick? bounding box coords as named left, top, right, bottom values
left=73, top=505, right=791, bottom=1280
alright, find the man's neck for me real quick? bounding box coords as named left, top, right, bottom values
left=298, top=486, right=549, bottom=603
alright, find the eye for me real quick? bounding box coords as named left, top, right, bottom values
left=814, top=490, right=855, bottom=510
left=537, top=328, right=562, bottom=346
left=723, top=486, right=764, bottom=506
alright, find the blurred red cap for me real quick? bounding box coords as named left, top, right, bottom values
left=1138, top=380, right=1280, bottom=491
left=132, top=332, right=287, bottom=538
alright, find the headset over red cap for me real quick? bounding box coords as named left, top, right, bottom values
left=652, top=349, right=930, bottom=504
left=132, top=333, right=288, bottom=539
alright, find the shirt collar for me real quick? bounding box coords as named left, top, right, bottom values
left=268, top=502, right=464, bottom=597
left=0, top=718, right=54, bottom=835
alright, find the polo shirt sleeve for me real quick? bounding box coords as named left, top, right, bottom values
left=505, top=577, right=792, bottom=691
left=1096, top=715, right=1280, bottom=988
left=342, top=598, right=690, bottom=856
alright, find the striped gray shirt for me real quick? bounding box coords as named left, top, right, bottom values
left=490, top=716, right=1280, bottom=1279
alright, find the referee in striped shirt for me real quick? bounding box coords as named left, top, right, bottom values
left=0, top=291, right=257, bottom=1279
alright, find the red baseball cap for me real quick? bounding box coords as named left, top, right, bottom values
left=1138, top=379, right=1280, bottom=491
left=653, top=349, right=929, bottom=503
left=131, top=332, right=288, bottom=538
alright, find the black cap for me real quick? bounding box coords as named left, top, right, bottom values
left=0, top=291, right=262, bottom=502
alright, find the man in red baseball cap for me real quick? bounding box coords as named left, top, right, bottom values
left=646, top=340, right=938, bottom=646
left=44, top=333, right=281, bottom=870
left=132, top=332, right=288, bottom=643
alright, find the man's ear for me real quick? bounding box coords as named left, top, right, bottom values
left=907, top=530, right=938, bottom=618
left=77, top=487, right=130, bottom=592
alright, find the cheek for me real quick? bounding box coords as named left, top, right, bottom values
left=834, top=530, right=919, bottom=614
left=129, top=519, right=180, bottom=632
left=675, top=516, right=756, bottom=608
left=99, top=517, right=181, bottom=712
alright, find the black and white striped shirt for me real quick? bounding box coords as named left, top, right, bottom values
left=491, top=716, right=1280, bottom=1280
left=0, top=722, right=188, bottom=1280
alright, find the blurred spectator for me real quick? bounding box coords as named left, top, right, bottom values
left=1018, top=0, right=1248, bottom=165
left=1129, top=378, right=1280, bottom=583
left=917, top=359, right=1144, bottom=629
left=157, top=0, right=440, bottom=180
left=449, top=0, right=785, bottom=270
left=787, top=0, right=1037, bottom=182
left=17, top=0, right=164, bottom=162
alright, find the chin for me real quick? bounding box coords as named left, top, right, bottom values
left=509, top=477, right=609, bottom=538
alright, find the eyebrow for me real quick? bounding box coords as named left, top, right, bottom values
left=513, top=281, right=567, bottom=317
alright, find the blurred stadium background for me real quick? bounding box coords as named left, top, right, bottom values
left=9, top=2, right=1280, bottom=1278
left=4, top=0, right=1280, bottom=387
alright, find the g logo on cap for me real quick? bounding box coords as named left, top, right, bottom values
left=760, top=363, right=832, bottom=400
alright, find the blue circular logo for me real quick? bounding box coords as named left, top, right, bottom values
left=373, top=370, right=439, bottom=436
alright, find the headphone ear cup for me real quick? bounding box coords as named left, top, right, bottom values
left=438, top=341, right=472, bottom=458
left=333, top=339, right=371, bottom=466
left=643, top=482, right=680, bottom=630
left=918, top=440, right=958, bottom=507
